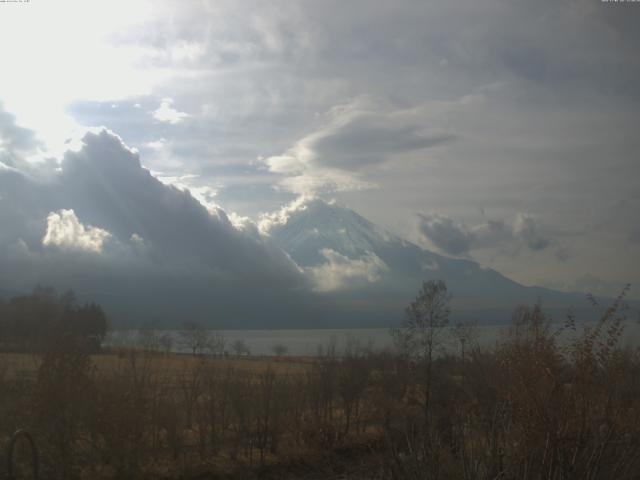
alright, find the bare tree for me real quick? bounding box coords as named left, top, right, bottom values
left=136, top=322, right=161, bottom=353
left=450, top=320, right=479, bottom=363
left=206, top=331, right=226, bottom=357
left=158, top=332, right=174, bottom=355
left=179, top=321, right=210, bottom=356
left=392, top=279, right=451, bottom=426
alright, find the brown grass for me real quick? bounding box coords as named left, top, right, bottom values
left=2, top=294, right=640, bottom=480
left=0, top=351, right=311, bottom=380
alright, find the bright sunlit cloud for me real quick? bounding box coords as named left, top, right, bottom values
left=43, top=209, right=111, bottom=254
left=152, top=98, right=189, bottom=124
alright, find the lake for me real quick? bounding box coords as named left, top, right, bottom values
left=108, top=321, right=640, bottom=357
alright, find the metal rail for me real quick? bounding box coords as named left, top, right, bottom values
left=6, top=429, right=38, bottom=480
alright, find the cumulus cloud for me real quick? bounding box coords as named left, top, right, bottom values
left=152, top=98, right=189, bottom=124
left=416, top=212, right=551, bottom=256
left=39, top=2, right=639, bottom=300
left=513, top=213, right=550, bottom=251
left=2, top=0, right=640, bottom=308
left=0, top=103, right=44, bottom=174
left=468, top=220, right=513, bottom=249
left=53, top=129, right=303, bottom=283
left=306, top=248, right=388, bottom=292
left=257, top=195, right=313, bottom=235
left=154, top=172, right=221, bottom=214
left=415, top=213, right=474, bottom=256
left=0, top=125, right=319, bottom=325
left=42, top=209, right=111, bottom=253
left=0, top=103, right=40, bottom=155
left=2, top=1, right=637, bottom=296
left=0, top=129, right=405, bottom=324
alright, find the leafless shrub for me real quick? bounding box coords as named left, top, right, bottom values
left=32, top=337, right=96, bottom=479
left=2, top=283, right=639, bottom=480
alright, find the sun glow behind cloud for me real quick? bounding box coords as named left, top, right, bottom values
left=0, top=0, right=638, bottom=301
left=0, top=0, right=163, bottom=157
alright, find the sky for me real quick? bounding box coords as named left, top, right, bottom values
left=0, top=0, right=639, bottom=306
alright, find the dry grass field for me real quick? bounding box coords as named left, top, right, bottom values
left=0, top=351, right=312, bottom=378
left=3, top=296, right=640, bottom=479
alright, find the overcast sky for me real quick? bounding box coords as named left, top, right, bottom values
left=1, top=0, right=639, bottom=300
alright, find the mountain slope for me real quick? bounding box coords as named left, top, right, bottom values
left=267, top=199, right=594, bottom=324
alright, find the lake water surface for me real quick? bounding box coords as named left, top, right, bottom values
left=109, top=321, right=640, bottom=357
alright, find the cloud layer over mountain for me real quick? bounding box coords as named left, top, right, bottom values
left=0, top=117, right=324, bottom=325
left=0, top=0, right=638, bottom=304
left=0, top=116, right=632, bottom=327
left=416, top=212, right=550, bottom=256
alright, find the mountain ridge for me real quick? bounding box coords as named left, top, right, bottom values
left=266, top=199, right=607, bottom=324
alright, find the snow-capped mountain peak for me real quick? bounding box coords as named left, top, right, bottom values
left=266, top=199, right=403, bottom=266
left=265, top=199, right=591, bottom=320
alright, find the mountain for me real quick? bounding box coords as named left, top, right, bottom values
left=266, top=199, right=600, bottom=325
left=0, top=192, right=623, bottom=329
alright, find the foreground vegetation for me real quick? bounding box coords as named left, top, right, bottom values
left=1, top=283, right=639, bottom=479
